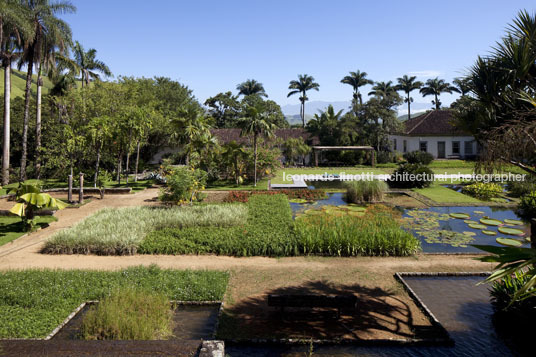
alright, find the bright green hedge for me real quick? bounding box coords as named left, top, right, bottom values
left=0, top=266, right=228, bottom=338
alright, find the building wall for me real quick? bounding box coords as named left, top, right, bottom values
left=388, top=135, right=477, bottom=159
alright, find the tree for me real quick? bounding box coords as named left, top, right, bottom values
left=307, top=104, right=343, bottom=146
left=453, top=77, right=471, bottom=96
left=0, top=0, right=33, bottom=185
left=340, top=70, right=373, bottom=113
left=72, top=40, right=111, bottom=88
left=239, top=104, right=275, bottom=186
left=222, top=140, right=247, bottom=184
left=204, top=91, right=241, bottom=128
left=368, top=81, right=397, bottom=98
left=282, top=137, right=311, bottom=166
left=18, top=0, right=76, bottom=181
left=395, top=75, right=423, bottom=120
left=419, top=77, right=459, bottom=110
left=236, top=79, right=267, bottom=97
left=287, top=74, right=320, bottom=128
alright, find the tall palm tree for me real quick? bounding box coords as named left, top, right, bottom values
left=0, top=0, right=33, bottom=185
left=340, top=70, right=373, bottom=112
left=73, top=40, right=111, bottom=88
left=419, top=77, right=460, bottom=110
left=18, top=0, right=76, bottom=181
left=239, top=105, right=275, bottom=186
left=236, top=79, right=267, bottom=97
left=287, top=74, right=320, bottom=128
left=395, top=75, right=423, bottom=120
left=368, top=81, right=397, bottom=98
left=453, top=77, right=471, bottom=96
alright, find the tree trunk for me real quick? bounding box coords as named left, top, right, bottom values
left=93, top=141, right=101, bottom=188
left=435, top=94, right=439, bottom=110
left=35, top=62, right=43, bottom=179
left=116, top=152, right=122, bottom=185
left=301, top=100, right=305, bottom=128
left=253, top=134, right=258, bottom=187
left=235, top=156, right=239, bottom=185
left=134, top=140, right=140, bottom=182
left=2, top=59, right=11, bottom=186
left=407, top=94, right=411, bottom=120
left=20, top=50, right=34, bottom=182
left=125, top=130, right=132, bottom=184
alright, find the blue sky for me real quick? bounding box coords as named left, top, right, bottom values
left=66, top=0, right=535, bottom=112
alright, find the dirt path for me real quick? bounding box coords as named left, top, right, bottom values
left=0, top=188, right=160, bottom=259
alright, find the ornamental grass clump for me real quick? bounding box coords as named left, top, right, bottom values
left=345, top=180, right=388, bottom=203
left=294, top=205, right=420, bottom=256
left=81, top=288, right=173, bottom=340
left=43, top=204, right=247, bottom=255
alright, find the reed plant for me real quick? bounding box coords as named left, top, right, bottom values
left=345, top=180, right=388, bottom=203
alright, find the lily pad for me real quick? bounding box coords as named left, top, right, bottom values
left=468, top=223, right=487, bottom=230
left=482, top=230, right=497, bottom=236
left=496, top=237, right=523, bottom=247
left=479, top=218, right=503, bottom=226
left=504, top=219, right=523, bottom=226
left=498, top=227, right=525, bottom=236
left=473, top=210, right=485, bottom=215
left=450, top=213, right=471, bottom=219
left=462, top=231, right=477, bottom=236
left=464, top=220, right=477, bottom=224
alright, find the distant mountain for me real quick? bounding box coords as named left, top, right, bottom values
left=284, top=114, right=314, bottom=126
left=281, top=101, right=351, bottom=116
left=397, top=110, right=428, bottom=121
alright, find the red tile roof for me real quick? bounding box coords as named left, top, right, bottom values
left=401, top=110, right=470, bottom=136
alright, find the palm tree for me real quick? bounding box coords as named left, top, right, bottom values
left=222, top=141, right=247, bottom=185
left=453, top=77, right=471, bottom=96
left=239, top=105, right=275, bottom=186
left=340, top=70, right=373, bottom=112
left=18, top=0, right=76, bottom=181
left=368, top=81, right=397, bottom=98
left=419, top=77, right=460, bottom=110
left=73, top=40, right=111, bottom=88
left=395, top=75, right=423, bottom=120
left=236, top=79, right=267, bottom=97
left=172, top=106, right=215, bottom=166
left=0, top=0, right=33, bottom=185
left=287, top=74, right=320, bottom=128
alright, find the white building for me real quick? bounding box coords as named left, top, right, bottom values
left=388, top=110, right=477, bottom=159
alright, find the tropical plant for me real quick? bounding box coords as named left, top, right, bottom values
left=518, top=191, right=536, bottom=219
left=419, top=77, right=459, bottom=110
left=222, top=140, right=247, bottom=185
left=282, top=137, right=311, bottom=166
left=159, top=166, right=207, bottom=204
left=72, top=40, right=111, bottom=87
left=0, top=0, right=33, bottom=185
left=17, top=0, right=76, bottom=181
left=236, top=79, right=267, bottom=97
left=368, top=81, right=397, bottom=98
left=462, top=182, right=503, bottom=200
left=9, top=183, right=68, bottom=230
left=340, top=70, right=373, bottom=113
left=395, top=75, right=423, bottom=120
left=453, top=77, right=471, bottom=96
left=287, top=74, right=320, bottom=127
left=239, top=104, right=276, bottom=186
left=306, top=104, right=343, bottom=145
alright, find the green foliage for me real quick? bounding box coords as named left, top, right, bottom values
left=507, top=177, right=536, bottom=197
left=295, top=205, right=420, bottom=256
left=159, top=167, right=207, bottom=204
left=43, top=205, right=247, bottom=255
left=0, top=266, right=228, bottom=338
left=345, top=180, right=388, bottom=203
left=141, top=195, right=296, bottom=256
left=518, top=191, right=536, bottom=219
left=81, top=288, right=172, bottom=340
left=389, top=163, right=434, bottom=188
left=403, top=150, right=434, bottom=165
left=462, top=182, right=503, bottom=200
left=282, top=137, right=311, bottom=166
left=490, top=272, right=536, bottom=314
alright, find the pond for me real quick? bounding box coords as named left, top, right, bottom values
left=226, top=276, right=520, bottom=356
left=289, top=193, right=531, bottom=253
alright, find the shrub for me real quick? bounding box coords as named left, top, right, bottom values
left=518, top=191, right=536, bottom=219
left=294, top=205, right=420, bottom=256
left=345, top=180, right=388, bottom=203
left=508, top=177, right=536, bottom=198
left=490, top=272, right=536, bottom=314
left=81, top=288, right=173, bottom=340
left=223, top=189, right=327, bottom=203
left=159, top=167, right=207, bottom=204
left=403, top=151, right=434, bottom=165
left=388, top=163, right=434, bottom=188
left=461, top=182, right=503, bottom=200
left=43, top=205, right=247, bottom=255
left=0, top=266, right=228, bottom=338
left=141, top=194, right=297, bottom=256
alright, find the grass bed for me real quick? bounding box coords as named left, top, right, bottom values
left=43, top=204, right=247, bottom=255
left=0, top=215, right=57, bottom=247
left=413, top=183, right=483, bottom=203
left=295, top=205, right=420, bottom=256
left=0, top=266, right=228, bottom=339
left=81, top=288, right=173, bottom=340
left=345, top=180, right=387, bottom=203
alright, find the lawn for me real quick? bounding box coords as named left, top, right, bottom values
left=0, top=215, right=57, bottom=247
left=0, top=266, right=228, bottom=338
left=206, top=178, right=269, bottom=190
left=413, top=183, right=484, bottom=204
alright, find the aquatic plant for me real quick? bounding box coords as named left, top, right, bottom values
left=344, top=180, right=387, bottom=203
left=498, top=227, right=525, bottom=236
left=462, top=182, right=503, bottom=200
